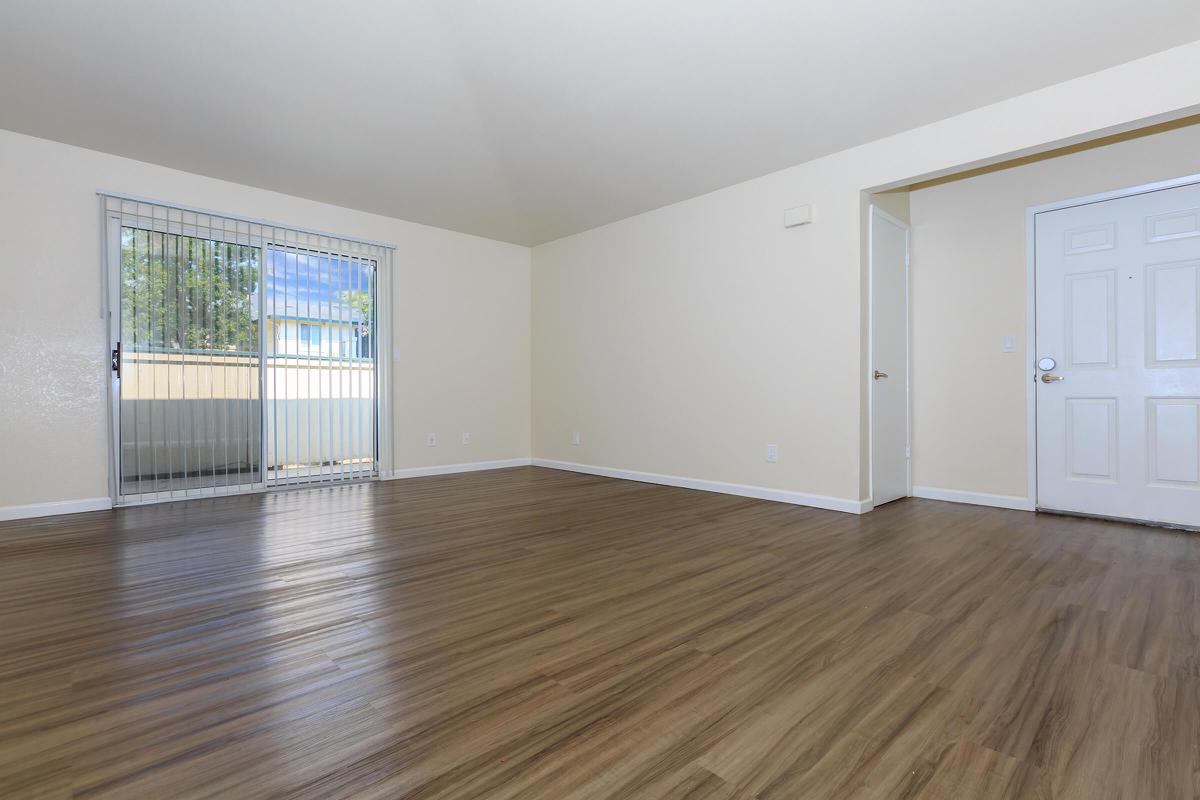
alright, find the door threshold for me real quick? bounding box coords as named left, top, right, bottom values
left=115, top=476, right=380, bottom=507
left=1035, top=506, right=1199, bottom=533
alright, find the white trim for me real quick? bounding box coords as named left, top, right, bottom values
left=912, top=486, right=1036, bottom=512
left=385, top=458, right=533, bottom=479
left=1025, top=172, right=1200, bottom=218
left=532, top=459, right=871, bottom=514
left=1024, top=206, right=1038, bottom=510
left=867, top=204, right=912, bottom=508
left=0, top=497, right=113, bottom=522
left=1024, top=172, right=1200, bottom=513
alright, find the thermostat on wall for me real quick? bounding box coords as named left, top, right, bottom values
left=784, top=205, right=812, bottom=228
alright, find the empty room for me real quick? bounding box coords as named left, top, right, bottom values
left=3, top=1, right=1200, bottom=797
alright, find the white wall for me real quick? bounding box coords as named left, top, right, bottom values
left=532, top=42, right=1200, bottom=508
left=0, top=129, right=531, bottom=513
left=910, top=121, right=1200, bottom=500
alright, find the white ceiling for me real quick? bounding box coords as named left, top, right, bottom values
left=1, top=1, right=1197, bottom=245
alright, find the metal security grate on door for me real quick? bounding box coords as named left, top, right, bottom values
left=102, top=195, right=392, bottom=505
left=264, top=244, right=377, bottom=486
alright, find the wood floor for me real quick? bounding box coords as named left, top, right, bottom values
left=2, top=467, right=1199, bottom=799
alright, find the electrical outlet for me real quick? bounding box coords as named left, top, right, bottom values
left=766, top=444, right=778, bottom=463
left=425, top=432, right=437, bottom=447
left=570, top=431, right=581, bottom=446
left=461, top=432, right=471, bottom=445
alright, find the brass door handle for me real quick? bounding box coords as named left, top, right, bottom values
left=1041, top=373, right=1065, bottom=383
left=873, top=370, right=888, bottom=380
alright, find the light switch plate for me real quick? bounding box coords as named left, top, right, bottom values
left=1002, top=335, right=1016, bottom=353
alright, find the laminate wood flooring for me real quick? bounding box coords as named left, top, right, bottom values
left=1, top=466, right=1197, bottom=799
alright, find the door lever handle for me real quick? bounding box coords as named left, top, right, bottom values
left=873, top=370, right=888, bottom=380
left=1040, top=373, right=1064, bottom=383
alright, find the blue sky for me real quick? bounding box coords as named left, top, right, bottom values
left=263, top=250, right=374, bottom=323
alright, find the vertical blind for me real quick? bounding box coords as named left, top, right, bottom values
left=102, top=195, right=392, bottom=504
left=264, top=243, right=377, bottom=486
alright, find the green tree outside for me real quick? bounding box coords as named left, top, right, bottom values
left=121, top=227, right=260, bottom=352
left=341, top=287, right=372, bottom=338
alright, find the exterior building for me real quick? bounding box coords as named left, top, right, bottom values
left=266, top=314, right=373, bottom=360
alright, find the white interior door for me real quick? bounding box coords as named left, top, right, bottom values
left=1035, top=181, right=1200, bottom=528
left=870, top=206, right=910, bottom=506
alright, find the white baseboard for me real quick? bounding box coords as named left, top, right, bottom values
left=532, top=458, right=870, bottom=515
left=0, top=478, right=1028, bottom=520
left=0, top=496, right=113, bottom=522
left=384, top=458, right=533, bottom=480
left=911, top=485, right=1035, bottom=512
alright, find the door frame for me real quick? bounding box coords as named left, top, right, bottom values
left=1024, top=171, right=1200, bottom=511
left=868, top=204, right=912, bottom=507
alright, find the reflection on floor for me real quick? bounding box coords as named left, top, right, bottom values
left=1, top=466, right=1196, bottom=799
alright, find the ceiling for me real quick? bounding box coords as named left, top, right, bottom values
left=1, top=1, right=1197, bottom=246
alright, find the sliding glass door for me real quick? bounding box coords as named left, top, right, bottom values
left=115, top=226, right=262, bottom=497
left=263, top=245, right=377, bottom=486
left=104, top=197, right=384, bottom=505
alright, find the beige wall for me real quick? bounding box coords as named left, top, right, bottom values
left=533, top=178, right=865, bottom=505
left=0, top=129, right=531, bottom=511
left=5, top=41, right=1200, bottom=515
left=871, top=191, right=910, bottom=225
left=532, top=42, right=1200, bottom=508
left=910, top=121, right=1200, bottom=499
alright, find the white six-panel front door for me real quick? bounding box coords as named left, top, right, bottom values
left=1036, top=181, right=1200, bottom=528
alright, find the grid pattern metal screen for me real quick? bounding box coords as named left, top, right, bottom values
left=102, top=195, right=389, bottom=503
